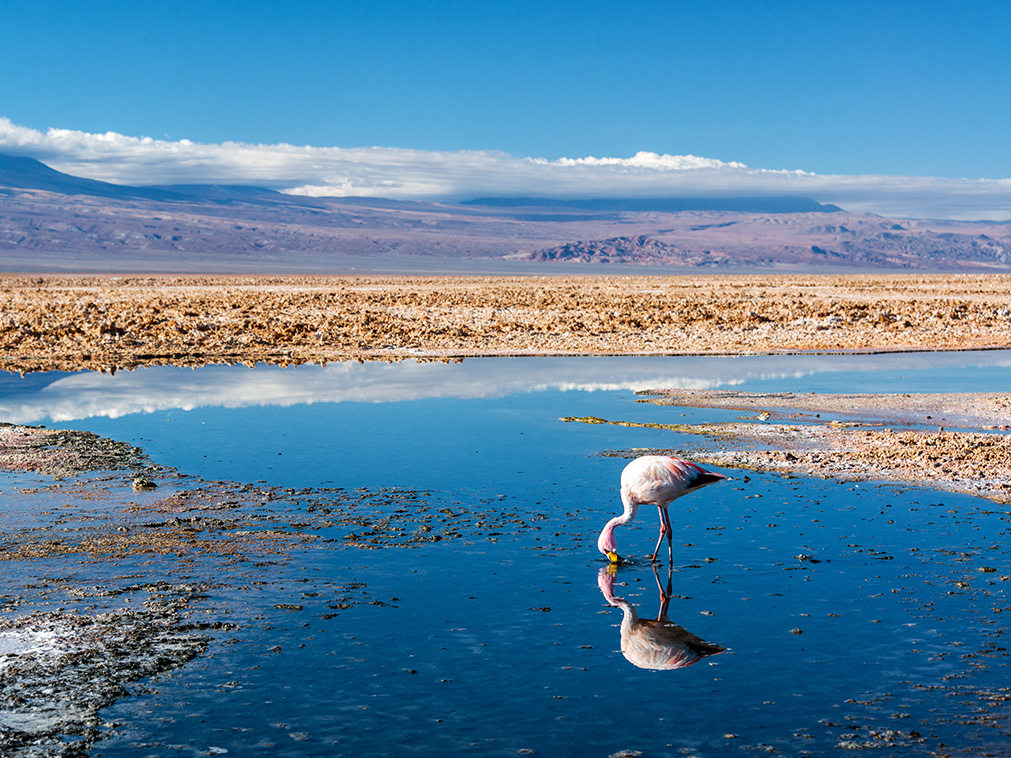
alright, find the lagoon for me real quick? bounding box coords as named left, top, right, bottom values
left=2, top=352, right=1010, bottom=756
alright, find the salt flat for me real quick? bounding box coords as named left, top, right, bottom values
left=0, top=273, right=1009, bottom=374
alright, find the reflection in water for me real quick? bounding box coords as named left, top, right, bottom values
left=598, top=564, right=725, bottom=671
left=2, top=351, right=1010, bottom=424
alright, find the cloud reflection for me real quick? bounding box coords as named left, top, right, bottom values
left=0, top=353, right=1009, bottom=424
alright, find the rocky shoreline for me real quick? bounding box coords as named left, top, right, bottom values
left=562, top=388, right=1011, bottom=505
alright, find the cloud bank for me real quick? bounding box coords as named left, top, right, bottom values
left=1, top=117, right=1009, bottom=220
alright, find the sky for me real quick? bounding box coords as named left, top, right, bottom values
left=1, top=0, right=1009, bottom=219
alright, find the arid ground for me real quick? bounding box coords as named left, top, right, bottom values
left=1, top=273, right=1010, bottom=374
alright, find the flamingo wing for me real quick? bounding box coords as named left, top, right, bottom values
left=621, top=456, right=724, bottom=506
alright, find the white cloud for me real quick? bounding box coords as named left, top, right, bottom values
left=548, top=151, right=749, bottom=170
left=1, top=117, right=1009, bottom=219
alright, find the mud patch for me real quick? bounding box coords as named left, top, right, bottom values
left=0, top=424, right=156, bottom=479
left=0, top=422, right=535, bottom=755
left=0, top=584, right=209, bottom=757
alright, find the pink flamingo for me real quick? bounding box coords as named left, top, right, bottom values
left=597, top=455, right=727, bottom=564
left=597, top=564, right=725, bottom=670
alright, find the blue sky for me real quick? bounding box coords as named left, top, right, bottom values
left=1, top=1, right=1009, bottom=217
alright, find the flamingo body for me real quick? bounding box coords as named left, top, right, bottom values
left=620, top=617, right=725, bottom=670
left=597, top=455, right=726, bottom=564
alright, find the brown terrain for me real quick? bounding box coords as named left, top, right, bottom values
left=1, top=273, right=1010, bottom=374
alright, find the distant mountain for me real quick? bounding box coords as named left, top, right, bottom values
left=0, top=153, right=184, bottom=201
left=0, top=153, right=280, bottom=204
left=463, top=196, right=844, bottom=214
left=1, top=152, right=1009, bottom=273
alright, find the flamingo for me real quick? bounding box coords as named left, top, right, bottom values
left=597, top=455, right=727, bottom=564
left=597, top=564, right=725, bottom=670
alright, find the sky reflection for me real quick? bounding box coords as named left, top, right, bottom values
left=1, top=351, right=1010, bottom=424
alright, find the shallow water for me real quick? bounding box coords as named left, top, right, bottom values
left=2, top=352, right=1011, bottom=756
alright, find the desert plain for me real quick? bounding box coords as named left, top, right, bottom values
left=1, top=272, right=1010, bottom=372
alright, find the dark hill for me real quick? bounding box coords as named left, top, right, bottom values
left=0, top=153, right=281, bottom=204
left=0, top=153, right=185, bottom=201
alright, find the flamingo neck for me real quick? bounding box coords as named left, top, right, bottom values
left=598, top=568, right=639, bottom=629
left=597, top=489, right=639, bottom=554
left=616, top=599, right=639, bottom=639
left=616, top=486, right=640, bottom=524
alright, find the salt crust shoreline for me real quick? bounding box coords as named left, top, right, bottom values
left=571, top=389, right=1011, bottom=505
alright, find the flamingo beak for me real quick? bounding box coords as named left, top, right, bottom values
left=606, top=550, right=620, bottom=564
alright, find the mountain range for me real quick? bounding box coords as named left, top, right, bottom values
left=1, top=152, right=1009, bottom=273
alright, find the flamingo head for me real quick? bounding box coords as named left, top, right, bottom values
left=597, top=520, right=621, bottom=563
left=596, top=565, right=620, bottom=602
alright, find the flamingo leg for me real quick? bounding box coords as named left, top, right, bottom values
left=663, top=508, right=674, bottom=566
left=651, top=506, right=669, bottom=563
left=652, top=562, right=673, bottom=620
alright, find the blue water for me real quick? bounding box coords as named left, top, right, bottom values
left=10, top=351, right=1011, bottom=490
left=2, top=352, right=1010, bottom=756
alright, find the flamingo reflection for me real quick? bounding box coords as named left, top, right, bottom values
left=597, top=564, right=726, bottom=671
